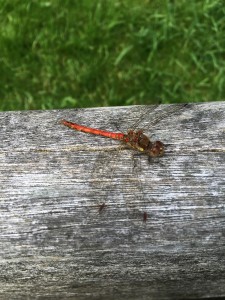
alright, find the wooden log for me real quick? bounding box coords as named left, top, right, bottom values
left=0, top=102, right=225, bottom=299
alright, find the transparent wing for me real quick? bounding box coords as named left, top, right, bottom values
left=130, top=103, right=190, bottom=131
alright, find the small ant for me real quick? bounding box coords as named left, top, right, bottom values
left=98, top=203, right=106, bottom=213
left=143, top=212, right=147, bottom=222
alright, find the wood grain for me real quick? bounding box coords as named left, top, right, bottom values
left=0, top=102, right=225, bottom=299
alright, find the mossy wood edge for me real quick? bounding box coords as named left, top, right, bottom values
left=0, top=102, right=225, bottom=300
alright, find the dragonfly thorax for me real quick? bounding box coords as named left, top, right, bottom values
left=123, top=130, right=164, bottom=157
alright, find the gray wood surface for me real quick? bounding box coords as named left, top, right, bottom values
left=0, top=102, right=225, bottom=300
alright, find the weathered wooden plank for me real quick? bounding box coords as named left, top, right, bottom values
left=0, top=102, right=225, bottom=300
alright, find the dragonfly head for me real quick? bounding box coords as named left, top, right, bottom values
left=148, top=141, right=165, bottom=157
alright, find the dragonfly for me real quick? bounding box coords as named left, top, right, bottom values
left=61, top=104, right=188, bottom=221
left=60, top=120, right=164, bottom=157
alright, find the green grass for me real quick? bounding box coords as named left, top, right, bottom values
left=0, top=0, right=225, bottom=110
